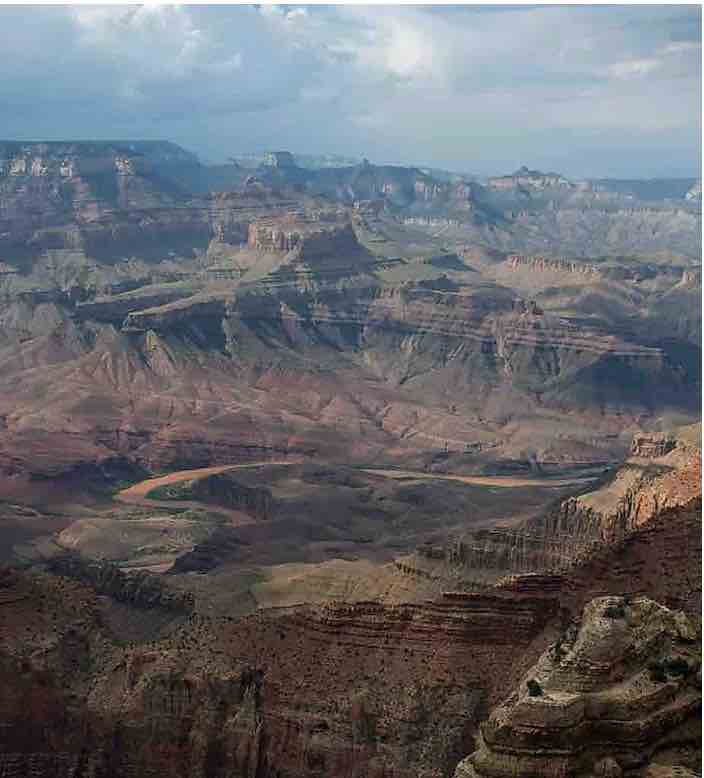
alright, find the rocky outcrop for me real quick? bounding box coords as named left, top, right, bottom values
left=505, top=253, right=602, bottom=279
left=488, top=167, right=572, bottom=191
left=47, top=554, right=194, bottom=611
left=248, top=219, right=305, bottom=253
left=403, top=433, right=700, bottom=591
left=191, top=473, right=272, bottom=519
left=631, top=433, right=677, bottom=458
left=246, top=216, right=373, bottom=277
left=0, top=493, right=700, bottom=778
left=454, top=596, right=701, bottom=778
left=540, top=442, right=701, bottom=546
left=75, top=284, right=198, bottom=323
left=123, top=294, right=228, bottom=333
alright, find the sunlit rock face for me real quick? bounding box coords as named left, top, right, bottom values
left=455, top=596, right=701, bottom=778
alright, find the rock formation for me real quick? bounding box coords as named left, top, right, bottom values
left=537, top=432, right=701, bottom=547
left=0, top=141, right=699, bottom=774
left=0, top=138, right=701, bottom=778
left=488, top=166, right=573, bottom=191
left=504, top=253, right=602, bottom=279
left=455, top=596, right=701, bottom=778
left=0, top=492, right=700, bottom=778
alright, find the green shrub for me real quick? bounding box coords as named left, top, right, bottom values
left=664, top=657, right=691, bottom=677
left=553, top=638, right=566, bottom=662
left=526, top=679, right=543, bottom=697
left=603, top=603, right=626, bottom=619
left=650, top=656, right=695, bottom=682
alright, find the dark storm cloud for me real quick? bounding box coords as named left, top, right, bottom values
left=0, top=4, right=700, bottom=177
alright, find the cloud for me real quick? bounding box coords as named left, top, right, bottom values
left=0, top=5, right=699, bottom=177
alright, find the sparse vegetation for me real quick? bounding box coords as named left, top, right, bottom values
left=648, top=661, right=668, bottom=684
left=663, top=657, right=692, bottom=678
left=526, top=679, right=543, bottom=697
left=648, top=656, right=696, bottom=683
left=146, top=480, right=197, bottom=501
left=603, top=603, right=627, bottom=619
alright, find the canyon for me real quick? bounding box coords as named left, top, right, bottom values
left=0, top=494, right=700, bottom=777
left=0, top=141, right=700, bottom=777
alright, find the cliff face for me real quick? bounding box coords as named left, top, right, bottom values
left=504, top=253, right=602, bottom=280
left=0, top=496, right=699, bottom=778
left=455, top=596, right=701, bottom=778
left=6, top=253, right=693, bottom=482
left=538, top=435, right=701, bottom=546
left=2, top=144, right=699, bottom=266
left=0, top=141, right=699, bottom=483
left=393, top=431, right=701, bottom=595
left=221, top=282, right=666, bottom=385
left=245, top=216, right=375, bottom=283
left=0, top=144, right=302, bottom=268
left=0, top=569, right=555, bottom=778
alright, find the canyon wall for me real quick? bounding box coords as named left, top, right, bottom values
left=455, top=596, right=701, bottom=778
left=0, top=495, right=700, bottom=778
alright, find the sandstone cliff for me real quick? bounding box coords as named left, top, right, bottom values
left=0, top=494, right=699, bottom=778
left=535, top=431, right=701, bottom=547
left=390, top=430, right=700, bottom=594
left=455, top=596, right=701, bottom=778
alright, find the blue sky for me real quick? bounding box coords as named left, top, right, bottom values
left=1, top=4, right=701, bottom=178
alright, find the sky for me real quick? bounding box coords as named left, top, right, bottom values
left=1, top=4, right=701, bottom=178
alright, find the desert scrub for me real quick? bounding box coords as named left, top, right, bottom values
left=648, top=656, right=697, bottom=683
left=603, top=603, right=626, bottom=619
left=526, top=679, right=543, bottom=697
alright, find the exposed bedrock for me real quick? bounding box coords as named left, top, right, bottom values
left=533, top=439, right=701, bottom=547
left=454, top=596, right=701, bottom=778
left=123, top=295, right=228, bottom=332
left=0, top=281, right=693, bottom=482
left=47, top=554, right=194, bottom=612
left=218, top=283, right=667, bottom=393
left=505, top=253, right=602, bottom=278
left=75, top=285, right=199, bottom=324
left=416, top=434, right=702, bottom=587
left=0, top=496, right=700, bottom=777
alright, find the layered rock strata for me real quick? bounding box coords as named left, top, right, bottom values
left=0, top=496, right=700, bottom=778
left=455, top=596, right=701, bottom=778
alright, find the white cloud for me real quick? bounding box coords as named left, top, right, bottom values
left=661, top=40, right=701, bottom=56
left=607, top=58, right=662, bottom=79
left=0, top=4, right=699, bottom=177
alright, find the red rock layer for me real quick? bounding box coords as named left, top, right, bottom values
left=0, top=498, right=699, bottom=777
